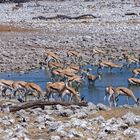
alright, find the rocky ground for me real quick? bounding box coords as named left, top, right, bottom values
left=0, top=0, right=140, bottom=72
left=0, top=99, right=140, bottom=140
left=0, top=0, right=140, bottom=139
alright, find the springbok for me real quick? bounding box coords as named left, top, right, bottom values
left=122, top=53, right=139, bottom=67
left=128, top=77, right=140, bottom=85
left=114, top=86, right=139, bottom=105
left=12, top=81, right=27, bottom=96
left=105, top=86, right=118, bottom=107
left=97, top=60, right=123, bottom=72
left=105, top=86, right=139, bottom=106
left=48, top=61, right=64, bottom=70
left=50, top=68, right=76, bottom=82
left=93, top=47, right=106, bottom=55
left=0, top=79, right=14, bottom=98
left=67, top=50, right=79, bottom=58
left=46, top=81, right=81, bottom=102
left=0, top=80, right=28, bottom=100
left=84, top=69, right=101, bottom=85
left=132, top=68, right=140, bottom=77
left=67, top=75, right=83, bottom=91
left=61, top=85, right=81, bottom=103
left=45, top=51, right=60, bottom=63
left=25, top=82, right=45, bottom=101
left=69, top=63, right=81, bottom=72
left=46, top=81, right=66, bottom=100
left=67, top=50, right=80, bottom=62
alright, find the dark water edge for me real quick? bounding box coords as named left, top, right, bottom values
left=0, top=65, right=140, bottom=106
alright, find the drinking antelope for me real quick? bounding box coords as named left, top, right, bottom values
left=61, top=85, right=81, bottom=103
left=0, top=79, right=15, bottom=98
left=132, top=68, right=140, bottom=77
left=128, top=77, right=140, bottom=85
left=46, top=81, right=66, bottom=100
left=122, top=53, right=139, bottom=67
left=25, top=82, right=45, bottom=101
left=114, top=86, right=139, bottom=105
left=46, top=81, right=81, bottom=102
left=12, top=81, right=27, bottom=96
left=105, top=86, right=118, bottom=107
left=105, top=86, right=139, bottom=106
left=97, top=60, right=123, bottom=72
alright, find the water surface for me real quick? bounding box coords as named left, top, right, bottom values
left=0, top=65, right=140, bottom=106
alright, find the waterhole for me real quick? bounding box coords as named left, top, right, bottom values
left=0, top=65, right=140, bottom=106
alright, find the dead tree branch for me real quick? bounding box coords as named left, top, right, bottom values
left=8, top=100, right=87, bottom=112
left=32, top=14, right=99, bottom=20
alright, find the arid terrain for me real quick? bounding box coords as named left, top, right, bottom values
left=0, top=0, right=140, bottom=139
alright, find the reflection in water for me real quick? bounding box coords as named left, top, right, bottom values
left=0, top=66, right=140, bottom=106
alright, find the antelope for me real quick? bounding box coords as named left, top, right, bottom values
left=67, top=50, right=80, bottom=62
left=12, top=3, right=23, bottom=11
left=48, top=61, right=64, bottom=70
left=113, top=86, right=139, bottom=105
left=132, top=68, right=140, bottom=77
left=68, top=75, right=82, bottom=85
left=0, top=80, right=27, bottom=100
left=67, top=75, right=83, bottom=91
left=93, top=47, right=106, bottom=55
left=46, top=81, right=66, bottom=100
left=0, top=79, right=14, bottom=98
left=63, top=67, right=79, bottom=75
left=84, top=69, right=101, bottom=85
left=45, top=51, right=60, bottom=63
left=69, top=64, right=81, bottom=72
left=25, top=82, right=45, bottom=101
left=105, top=86, right=118, bottom=107
left=50, top=68, right=64, bottom=81
left=61, top=85, right=81, bottom=103
left=97, top=60, right=123, bottom=72
left=122, top=53, right=139, bottom=67
left=46, top=81, right=81, bottom=102
left=67, top=50, right=79, bottom=57
left=105, top=86, right=139, bottom=106
left=128, top=77, right=140, bottom=85
left=12, top=81, right=27, bottom=96
left=51, top=68, right=76, bottom=82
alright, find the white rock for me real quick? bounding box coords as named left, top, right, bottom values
left=122, top=112, right=140, bottom=125
left=123, top=127, right=140, bottom=138
left=50, top=136, right=61, bottom=140
left=68, top=128, right=84, bottom=138
left=96, top=103, right=111, bottom=111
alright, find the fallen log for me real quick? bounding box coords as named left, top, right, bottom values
left=8, top=100, right=88, bottom=112
left=125, top=13, right=138, bottom=16
left=32, top=14, right=99, bottom=20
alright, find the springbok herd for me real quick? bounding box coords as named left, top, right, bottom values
left=0, top=48, right=140, bottom=107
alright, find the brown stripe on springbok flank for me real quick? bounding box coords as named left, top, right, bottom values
left=0, top=24, right=38, bottom=32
